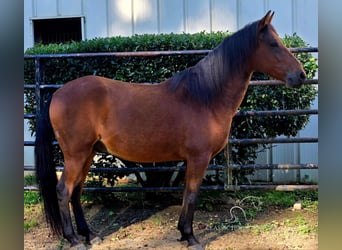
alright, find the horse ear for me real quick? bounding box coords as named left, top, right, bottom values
left=258, top=11, right=275, bottom=31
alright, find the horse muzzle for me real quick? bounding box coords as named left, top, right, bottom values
left=285, top=70, right=306, bottom=88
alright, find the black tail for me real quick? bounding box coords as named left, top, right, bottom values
left=34, top=98, right=63, bottom=236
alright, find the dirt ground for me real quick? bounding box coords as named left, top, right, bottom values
left=24, top=193, right=318, bottom=250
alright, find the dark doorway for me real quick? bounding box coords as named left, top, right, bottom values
left=33, top=17, right=82, bottom=45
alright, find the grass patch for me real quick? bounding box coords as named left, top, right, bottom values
left=248, top=213, right=317, bottom=236
left=249, top=222, right=276, bottom=234
left=150, top=213, right=163, bottom=226
left=24, top=203, right=41, bottom=232
left=284, top=213, right=318, bottom=235
left=232, top=190, right=318, bottom=208
left=204, top=190, right=317, bottom=232
left=24, top=220, right=39, bottom=232
left=24, top=174, right=37, bottom=186
left=24, top=175, right=42, bottom=232
left=24, top=191, right=40, bottom=206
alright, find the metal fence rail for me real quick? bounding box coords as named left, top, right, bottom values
left=25, top=184, right=318, bottom=192
left=23, top=163, right=318, bottom=173
left=24, top=47, right=318, bottom=192
left=23, top=47, right=318, bottom=60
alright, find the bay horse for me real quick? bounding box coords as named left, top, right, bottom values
left=35, top=11, right=306, bottom=249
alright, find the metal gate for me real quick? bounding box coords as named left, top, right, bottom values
left=24, top=48, right=318, bottom=192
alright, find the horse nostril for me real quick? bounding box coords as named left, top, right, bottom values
left=299, top=71, right=306, bottom=81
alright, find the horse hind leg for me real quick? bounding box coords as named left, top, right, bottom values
left=70, top=153, right=102, bottom=245
left=56, top=171, right=80, bottom=247
left=56, top=152, right=97, bottom=248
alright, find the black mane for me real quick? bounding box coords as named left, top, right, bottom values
left=167, top=20, right=259, bottom=106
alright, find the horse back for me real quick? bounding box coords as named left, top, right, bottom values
left=49, top=76, right=183, bottom=161
left=49, top=75, right=229, bottom=162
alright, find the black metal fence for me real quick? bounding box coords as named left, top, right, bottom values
left=24, top=47, right=318, bottom=192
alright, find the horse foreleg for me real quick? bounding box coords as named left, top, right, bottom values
left=178, top=157, right=209, bottom=247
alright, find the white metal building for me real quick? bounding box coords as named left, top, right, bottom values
left=24, top=0, right=318, bottom=183
left=24, top=0, right=318, bottom=50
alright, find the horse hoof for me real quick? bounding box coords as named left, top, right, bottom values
left=188, top=243, right=205, bottom=250
left=69, top=243, right=87, bottom=250
left=90, top=236, right=102, bottom=245
left=187, top=236, right=200, bottom=247
left=178, top=236, right=187, bottom=242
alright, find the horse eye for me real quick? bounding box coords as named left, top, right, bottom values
left=270, top=42, right=279, bottom=48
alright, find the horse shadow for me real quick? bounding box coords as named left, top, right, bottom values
left=83, top=192, right=237, bottom=249
left=84, top=192, right=181, bottom=238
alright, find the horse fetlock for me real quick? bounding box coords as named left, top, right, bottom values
left=66, top=234, right=81, bottom=247
left=89, top=236, right=103, bottom=245
left=188, top=242, right=204, bottom=250
left=69, top=242, right=87, bottom=250
left=56, top=184, right=68, bottom=200
left=180, top=233, right=200, bottom=247
left=178, top=227, right=196, bottom=242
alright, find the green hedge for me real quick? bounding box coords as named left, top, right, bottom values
left=24, top=32, right=318, bottom=186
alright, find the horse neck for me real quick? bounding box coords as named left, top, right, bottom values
left=222, top=73, right=252, bottom=113
left=205, top=48, right=254, bottom=116
left=203, top=74, right=249, bottom=130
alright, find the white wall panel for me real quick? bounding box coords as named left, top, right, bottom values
left=108, top=0, right=133, bottom=36
left=159, top=0, right=185, bottom=33
left=237, top=0, right=265, bottom=28
left=211, top=0, right=237, bottom=32
left=268, top=0, right=293, bottom=37
left=298, top=95, right=318, bottom=183
left=24, top=1, right=34, bottom=51
left=59, top=0, right=83, bottom=16
left=35, top=0, right=58, bottom=17
left=186, top=0, right=211, bottom=33
left=271, top=143, right=299, bottom=184
left=25, top=0, right=318, bottom=48
left=133, top=0, right=159, bottom=34
left=83, top=0, right=108, bottom=39
left=250, top=148, right=272, bottom=182
left=295, top=0, right=318, bottom=46
left=24, top=0, right=33, bottom=18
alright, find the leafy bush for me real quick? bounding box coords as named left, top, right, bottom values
left=24, top=32, right=317, bottom=187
